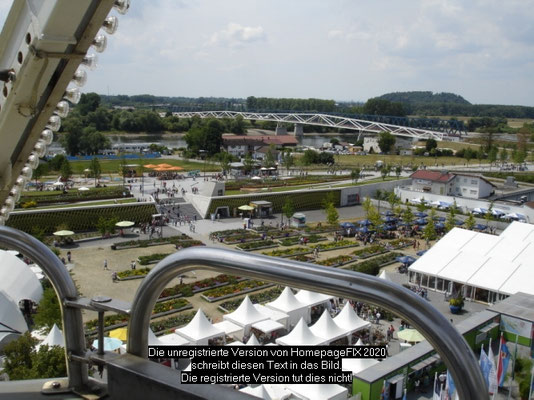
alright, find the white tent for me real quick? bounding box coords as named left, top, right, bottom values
left=287, top=384, right=348, bottom=400
left=252, top=319, right=285, bottom=335
left=158, top=333, right=190, bottom=345
left=38, top=324, right=64, bottom=350
left=309, top=309, right=349, bottom=343
left=226, top=340, right=245, bottom=346
left=276, top=318, right=327, bottom=346
left=333, top=303, right=371, bottom=335
left=148, top=328, right=160, bottom=345
left=378, top=270, right=393, bottom=282
left=223, top=296, right=269, bottom=335
left=246, top=334, right=260, bottom=345
left=0, top=251, right=43, bottom=304
left=240, top=384, right=291, bottom=400
left=175, top=309, right=224, bottom=345
left=294, top=289, right=332, bottom=307
left=342, top=358, right=379, bottom=375
left=0, top=290, right=28, bottom=349
left=254, top=304, right=289, bottom=328
left=356, top=338, right=364, bottom=346
left=240, top=385, right=272, bottom=399
left=213, top=320, right=242, bottom=337
left=266, top=287, right=309, bottom=326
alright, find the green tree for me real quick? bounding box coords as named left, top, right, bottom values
left=403, top=206, right=414, bottom=225
left=387, top=191, right=400, bottom=210
left=417, top=201, right=427, bottom=213
left=322, top=191, right=336, bottom=211
left=425, top=139, right=438, bottom=152
left=60, top=159, right=72, bottom=181
left=263, top=145, right=276, bottom=168
left=445, top=210, right=456, bottom=232
left=422, top=218, right=437, bottom=242
left=499, top=148, right=508, bottom=164
left=243, top=153, right=255, bottom=175
left=350, top=168, right=361, bottom=184
left=89, top=157, right=101, bottom=187
left=488, top=146, right=498, bottom=169
left=395, top=165, right=402, bottom=179
left=301, top=149, right=318, bottom=165
left=33, top=163, right=48, bottom=185
left=282, top=198, right=295, bottom=225
left=380, top=165, right=391, bottom=180
left=362, top=197, right=373, bottom=219
left=33, top=287, right=62, bottom=330
left=220, top=152, right=232, bottom=175
left=464, top=213, right=476, bottom=230
left=378, top=132, right=396, bottom=153
left=326, top=203, right=339, bottom=226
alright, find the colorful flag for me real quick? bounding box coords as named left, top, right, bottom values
left=433, top=372, right=441, bottom=400
left=446, top=370, right=456, bottom=399
left=497, top=337, right=510, bottom=387
left=488, top=342, right=498, bottom=394
left=479, top=347, right=492, bottom=389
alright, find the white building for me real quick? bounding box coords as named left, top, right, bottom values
left=410, top=170, right=495, bottom=199
left=453, top=174, right=495, bottom=199
left=362, top=136, right=414, bottom=154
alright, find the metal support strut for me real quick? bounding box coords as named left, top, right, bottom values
left=128, top=246, right=487, bottom=400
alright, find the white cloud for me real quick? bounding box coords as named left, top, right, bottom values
left=208, top=23, right=266, bottom=47
left=327, top=30, right=343, bottom=39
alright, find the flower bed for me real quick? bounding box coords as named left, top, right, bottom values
left=137, top=241, right=205, bottom=265
left=219, top=286, right=284, bottom=312
left=278, top=234, right=326, bottom=247
left=202, top=280, right=272, bottom=302
left=316, top=255, right=355, bottom=267
left=153, top=298, right=190, bottom=314
left=236, top=240, right=278, bottom=251
left=347, top=252, right=402, bottom=276
left=223, top=232, right=262, bottom=244
left=209, top=228, right=247, bottom=238
left=158, top=274, right=240, bottom=300
left=291, top=254, right=315, bottom=263
left=352, top=244, right=388, bottom=259
left=117, top=267, right=151, bottom=280
left=310, top=240, right=358, bottom=252
left=150, top=311, right=197, bottom=335
left=388, top=239, right=415, bottom=249
left=112, top=234, right=193, bottom=250
left=262, top=247, right=311, bottom=258
left=303, top=224, right=340, bottom=234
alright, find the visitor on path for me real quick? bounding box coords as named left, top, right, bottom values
left=112, top=271, right=117, bottom=282
left=104, top=259, right=108, bottom=270
left=131, top=260, right=136, bottom=270
left=67, top=251, right=71, bottom=263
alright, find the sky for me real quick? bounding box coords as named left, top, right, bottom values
left=1, top=0, right=534, bottom=106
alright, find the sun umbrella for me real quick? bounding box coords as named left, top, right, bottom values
left=381, top=211, right=394, bottom=216
left=92, top=337, right=123, bottom=351
left=415, top=218, right=428, bottom=225
left=78, top=187, right=90, bottom=191
left=238, top=205, right=254, bottom=211
left=143, top=164, right=157, bottom=168
left=416, top=250, right=428, bottom=256
left=474, top=224, right=487, bottom=230
left=53, top=230, right=74, bottom=237
left=454, top=220, right=464, bottom=226
left=396, top=255, right=416, bottom=265
left=357, top=226, right=371, bottom=234
left=109, top=327, right=128, bottom=341
left=433, top=216, right=446, bottom=222
left=357, top=219, right=372, bottom=226
left=116, top=221, right=135, bottom=228
left=382, top=216, right=397, bottom=223
left=434, top=222, right=445, bottom=229
left=340, top=222, right=356, bottom=229
left=397, top=329, right=425, bottom=343
left=414, top=212, right=428, bottom=218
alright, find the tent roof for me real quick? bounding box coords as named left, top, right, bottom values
left=158, top=333, right=190, bottom=345
left=213, top=320, right=242, bottom=335
left=276, top=318, right=327, bottom=346
left=294, top=289, right=333, bottom=307
left=287, top=384, right=348, bottom=400
left=333, top=303, right=371, bottom=332
left=39, top=324, right=64, bottom=349
left=378, top=270, right=393, bottom=281
left=252, top=319, right=285, bottom=334
left=309, top=310, right=350, bottom=342
left=224, top=296, right=269, bottom=327
left=0, top=251, right=43, bottom=303
left=175, top=309, right=224, bottom=342
left=0, top=290, right=27, bottom=335
left=246, top=334, right=261, bottom=345
left=254, top=304, right=288, bottom=323
left=342, top=358, right=380, bottom=375
left=408, top=223, right=534, bottom=296
left=266, top=287, right=307, bottom=313
left=240, top=385, right=272, bottom=400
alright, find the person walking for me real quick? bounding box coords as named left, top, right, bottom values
left=130, top=260, right=136, bottom=270
left=67, top=251, right=72, bottom=263
left=103, top=259, right=108, bottom=270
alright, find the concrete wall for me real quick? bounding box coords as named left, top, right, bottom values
left=340, top=179, right=411, bottom=206
left=395, top=186, right=534, bottom=223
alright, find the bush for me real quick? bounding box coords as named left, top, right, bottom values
left=236, top=240, right=277, bottom=250
left=349, top=252, right=401, bottom=276
left=21, top=200, right=37, bottom=208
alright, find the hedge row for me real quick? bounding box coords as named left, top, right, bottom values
left=7, top=203, right=157, bottom=234
left=207, top=189, right=341, bottom=217
left=19, top=186, right=131, bottom=206
left=348, top=252, right=402, bottom=276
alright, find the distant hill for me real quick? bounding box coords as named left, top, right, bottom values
left=377, top=91, right=471, bottom=105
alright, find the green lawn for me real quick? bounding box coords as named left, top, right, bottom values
left=31, top=198, right=137, bottom=210
left=335, top=154, right=489, bottom=167
left=68, top=158, right=221, bottom=174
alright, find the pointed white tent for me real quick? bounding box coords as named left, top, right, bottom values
left=175, top=309, right=224, bottom=345
left=223, top=296, right=269, bottom=335
left=294, top=289, right=333, bottom=307
left=333, top=303, right=371, bottom=333
left=251, top=319, right=285, bottom=335
left=356, top=338, right=364, bottom=346
left=148, top=328, right=160, bottom=345
left=0, top=251, right=43, bottom=303
left=240, top=385, right=272, bottom=399
left=246, top=334, right=260, bottom=345
left=226, top=340, right=245, bottom=346
left=378, top=270, right=393, bottom=282
left=287, top=384, right=348, bottom=400
left=38, top=324, right=64, bottom=350
left=254, top=304, right=289, bottom=328
left=158, top=333, right=190, bottom=345
left=266, top=287, right=309, bottom=326
left=309, top=309, right=349, bottom=343
left=0, top=290, right=28, bottom=349
left=213, top=320, right=242, bottom=337
left=276, top=318, right=327, bottom=346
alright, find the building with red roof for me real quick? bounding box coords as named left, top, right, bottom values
left=410, top=170, right=496, bottom=198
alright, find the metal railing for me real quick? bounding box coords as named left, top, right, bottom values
left=0, top=227, right=486, bottom=399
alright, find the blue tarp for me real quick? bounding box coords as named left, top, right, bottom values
left=396, top=255, right=416, bottom=265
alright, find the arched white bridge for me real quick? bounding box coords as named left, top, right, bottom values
left=172, top=110, right=447, bottom=141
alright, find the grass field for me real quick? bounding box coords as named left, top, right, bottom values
left=68, top=158, right=221, bottom=174
left=334, top=154, right=489, bottom=167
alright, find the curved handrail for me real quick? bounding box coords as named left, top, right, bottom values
left=128, top=246, right=486, bottom=400
left=0, top=226, right=87, bottom=389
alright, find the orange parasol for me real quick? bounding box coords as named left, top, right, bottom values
left=143, top=164, right=157, bottom=168
left=166, top=166, right=183, bottom=171
left=153, top=167, right=170, bottom=172
left=155, top=163, right=173, bottom=168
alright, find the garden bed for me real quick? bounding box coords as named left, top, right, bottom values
left=236, top=240, right=278, bottom=251
left=201, top=280, right=274, bottom=302
left=117, top=267, right=152, bottom=280
left=262, top=247, right=312, bottom=258
left=157, top=274, right=241, bottom=301
left=218, top=286, right=285, bottom=313
left=352, top=244, right=388, bottom=259
left=278, top=234, right=326, bottom=247
left=388, top=239, right=415, bottom=250
left=347, top=252, right=402, bottom=276
left=316, top=255, right=356, bottom=267
left=111, top=234, right=193, bottom=250
left=150, top=311, right=197, bottom=336
left=302, top=224, right=341, bottom=234
left=310, top=240, right=359, bottom=252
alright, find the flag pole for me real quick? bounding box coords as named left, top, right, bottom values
left=507, top=335, right=519, bottom=400
left=489, top=337, right=497, bottom=400
left=528, top=363, right=533, bottom=400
